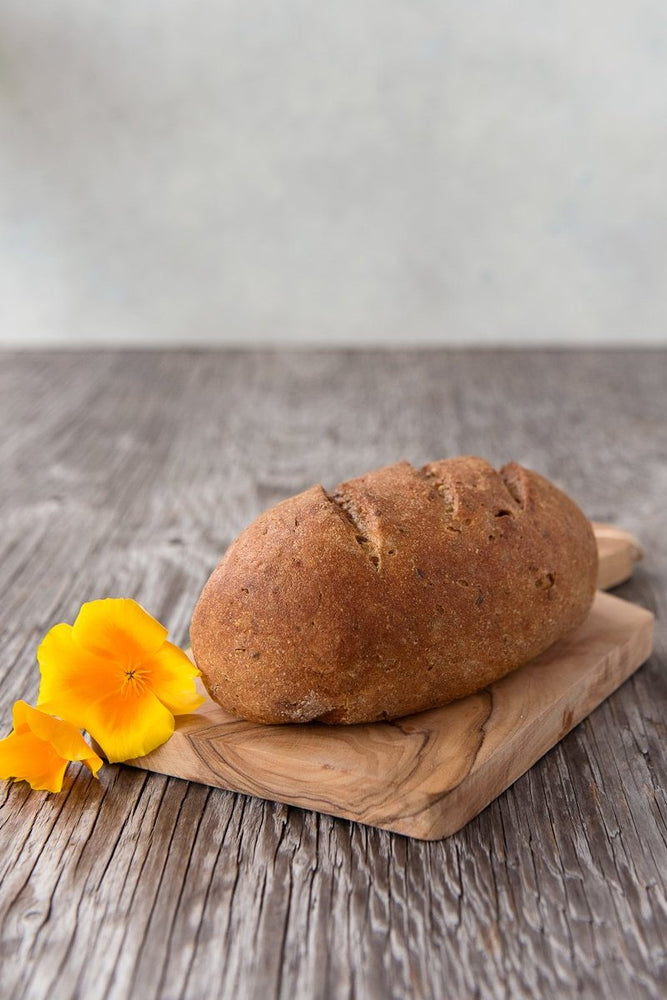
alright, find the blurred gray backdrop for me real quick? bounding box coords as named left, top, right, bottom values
left=1, top=1, right=666, bottom=347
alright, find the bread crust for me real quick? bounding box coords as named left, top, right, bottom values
left=190, top=457, right=598, bottom=724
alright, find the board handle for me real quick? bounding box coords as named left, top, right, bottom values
left=593, top=523, right=643, bottom=590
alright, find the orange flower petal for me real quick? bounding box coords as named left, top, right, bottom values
left=144, top=641, right=204, bottom=716
left=11, top=698, right=34, bottom=731
left=0, top=731, right=68, bottom=792
left=19, top=703, right=103, bottom=776
left=85, top=688, right=176, bottom=763
left=37, top=623, right=122, bottom=727
left=72, top=599, right=168, bottom=661
left=0, top=702, right=102, bottom=792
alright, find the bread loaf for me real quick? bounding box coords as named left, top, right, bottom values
left=190, top=457, right=598, bottom=724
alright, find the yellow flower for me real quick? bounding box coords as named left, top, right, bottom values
left=37, top=598, right=204, bottom=763
left=0, top=701, right=102, bottom=792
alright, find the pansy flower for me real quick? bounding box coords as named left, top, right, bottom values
left=37, top=598, right=204, bottom=763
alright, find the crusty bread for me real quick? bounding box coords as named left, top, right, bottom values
left=190, top=457, right=598, bottom=724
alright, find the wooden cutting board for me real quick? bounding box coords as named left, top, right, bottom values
left=127, top=525, right=653, bottom=840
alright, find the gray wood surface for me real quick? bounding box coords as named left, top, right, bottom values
left=0, top=349, right=665, bottom=1000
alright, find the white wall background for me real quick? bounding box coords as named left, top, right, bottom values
left=1, top=1, right=666, bottom=348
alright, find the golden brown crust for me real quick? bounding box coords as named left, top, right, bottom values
left=190, top=457, right=598, bottom=724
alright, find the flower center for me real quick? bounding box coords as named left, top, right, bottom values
left=121, top=663, right=148, bottom=695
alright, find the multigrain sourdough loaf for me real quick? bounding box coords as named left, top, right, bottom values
left=190, top=457, right=598, bottom=724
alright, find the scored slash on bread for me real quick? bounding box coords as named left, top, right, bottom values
left=190, top=457, right=599, bottom=726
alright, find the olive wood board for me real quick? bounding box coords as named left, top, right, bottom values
left=126, top=527, right=652, bottom=840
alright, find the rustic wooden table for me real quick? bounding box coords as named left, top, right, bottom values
left=1, top=349, right=665, bottom=1000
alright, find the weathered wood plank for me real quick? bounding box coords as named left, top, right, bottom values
left=0, top=349, right=665, bottom=1000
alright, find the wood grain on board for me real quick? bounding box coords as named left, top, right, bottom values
left=1, top=350, right=665, bottom=1000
